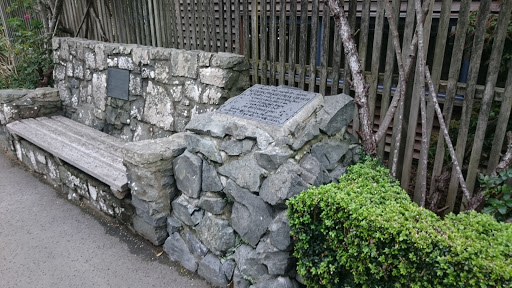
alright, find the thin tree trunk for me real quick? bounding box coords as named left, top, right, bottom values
left=326, top=0, right=376, bottom=154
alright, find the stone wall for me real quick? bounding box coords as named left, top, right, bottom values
left=123, top=87, right=359, bottom=287
left=52, top=37, right=249, bottom=141
left=11, top=137, right=134, bottom=223
left=0, top=88, right=61, bottom=153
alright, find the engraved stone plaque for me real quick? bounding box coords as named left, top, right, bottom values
left=107, top=68, right=129, bottom=100
left=218, top=84, right=317, bottom=126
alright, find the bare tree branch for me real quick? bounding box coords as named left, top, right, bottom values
left=374, top=0, right=431, bottom=144
left=425, top=69, right=474, bottom=208
left=48, top=0, right=63, bottom=37
left=491, top=131, right=512, bottom=177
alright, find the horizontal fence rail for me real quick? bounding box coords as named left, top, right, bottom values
left=1, top=0, right=511, bottom=213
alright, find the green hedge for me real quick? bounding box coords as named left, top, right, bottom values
left=287, top=158, right=512, bottom=287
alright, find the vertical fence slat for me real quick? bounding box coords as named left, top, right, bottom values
left=430, top=0, right=467, bottom=201
left=155, top=0, right=162, bottom=46
left=465, top=1, right=512, bottom=194
left=319, top=2, right=330, bottom=95
left=159, top=0, right=167, bottom=46
left=288, top=0, right=297, bottom=86
left=123, top=0, right=131, bottom=43
left=330, top=2, right=342, bottom=96
left=219, top=0, right=225, bottom=51
left=243, top=0, right=249, bottom=57
left=358, top=0, right=371, bottom=76
left=226, top=0, right=232, bottom=52
left=278, top=0, right=286, bottom=85
left=269, top=0, right=277, bottom=85
left=377, top=0, right=401, bottom=158
left=446, top=0, right=491, bottom=210
left=203, top=0, right=210, bottom=51
left=132, top=0, right=141, bottom=44
left=368, top=0, right=385, bottom=123
left=403, top=0, right=434, bottom=198
left=308, top=0, right=319, bottom=92
left=141, top=0, right=151, bottom=46
left=210, top=0, right=218, bottom=52
left=234, top=0, right=241, bottom=54
left=488, top=64, right=512, bottom=174
left=190, top=0, right=198, bottom=49
left=197, top=0, right=204, bottom=50
left=183, top=0, right=191, bottom=49
left=389, top=0, right=416, bottom=175
left=260, top=0, right=268, bottom=85
left=251, top=0, right=259, bottom=84
left=169, top=0, right=178, bottom=48
left=298, top=0, right=308, bottom=90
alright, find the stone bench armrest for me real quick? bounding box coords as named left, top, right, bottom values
left=0, top=88, right=61, bottom=125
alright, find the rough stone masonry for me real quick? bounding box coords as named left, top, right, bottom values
left=123, top=85, right=359, bottom=287
left=52, top=37, right=249, bottom=141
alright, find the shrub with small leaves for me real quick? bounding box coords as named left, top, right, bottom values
left=480, top=168, right=512, bottom=222
left=287, top=157, right=512, bottom=287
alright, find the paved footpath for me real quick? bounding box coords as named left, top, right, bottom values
left=0, top=153, right=211, bottom=288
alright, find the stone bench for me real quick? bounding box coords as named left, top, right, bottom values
left=7, top=115, right=129, bottom=198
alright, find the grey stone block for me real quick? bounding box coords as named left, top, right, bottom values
left=184, top=230, right=208, bottom=258
left=225, top=181, right=272, bottom=246
left=256, top=240, right=294, bottom=275
left=167, top=216, right=182, bottom=234
left=133, top=215, right=168, bottom=245
left=218, top=155, right=267, bottom=192
left=164, top=232, right=198, bottom=272
left=268, top=211, right=292, bottom=251
left=299, top=154, right=331, bottom=186
left=173, top=150, right=203, bottom=198
left=223, top=260, right=236, bottom=280
left=202, top=161, right=223, bottom=192
left=198, top=193, right=226, bottom=215
left=196, top=212, right=235, bottom=255
left=260, top=162, right=309, bottom=206
left=199, top=67, right=238, bottom=88
left=329, top=165, right=347, bottom=183
left=291, top=121, right=320, bottom=150
left=249, top=277, right=298, bottom=288
left=185, top=133, right=223, bottom=163
left=311, top=140, right=350, bottom=170
left=233, top=268, right=251, bottom=288
left=318, top=94, right=355, bottom=136
left=171, top=51, right=198, bottom=78
left=219, top=139, right=243, bottom=156
left=198, top=254, right=228, bottom=287
left=234, top=245, right=270, bottom=283
left=210, top=52, right=246, bottom=69
left=171, top=195, right=204, bottom=226
left=254, top=146, right=293, bottom=171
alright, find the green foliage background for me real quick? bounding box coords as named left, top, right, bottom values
left=287, top=157, right=512, bottom=287
left=0, top=0, right=53, bottom=89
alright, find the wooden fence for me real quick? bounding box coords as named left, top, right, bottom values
left=1, top=0, right=511, bottom=213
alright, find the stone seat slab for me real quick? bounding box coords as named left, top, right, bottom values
left=7, top=116, right=128, bottom=196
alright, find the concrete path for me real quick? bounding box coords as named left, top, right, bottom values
left=0, top=153, right=211, bottom=288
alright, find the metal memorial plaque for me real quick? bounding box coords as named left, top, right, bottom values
left=107, top=68, right=130, bottom=100
left=218, top=85, right=317, bottom=126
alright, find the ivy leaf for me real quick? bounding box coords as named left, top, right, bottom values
left=488, top=198, right=501, bottom=206
left=481, top=206, right=495, bottom=214
left=497, top=205, right=508, bottom=215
